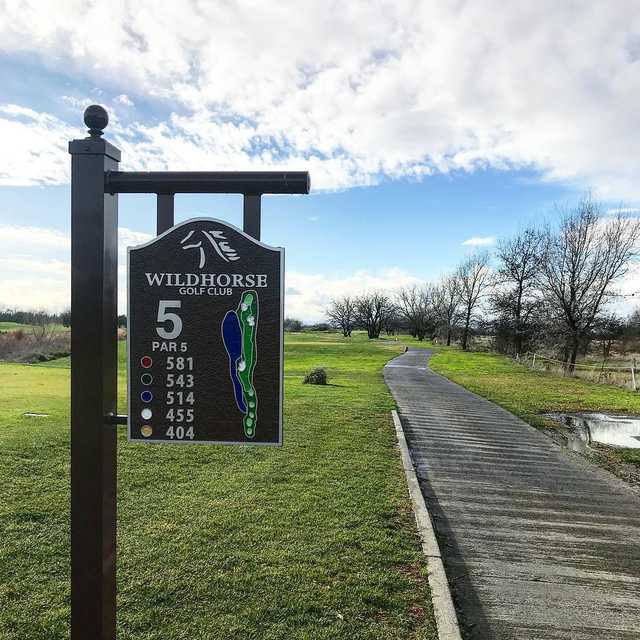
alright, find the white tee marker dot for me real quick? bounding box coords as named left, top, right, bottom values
left=141, top=408, right=152, bottom=420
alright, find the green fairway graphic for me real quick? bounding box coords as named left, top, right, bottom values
left=222, top=290, right=259, bottom=437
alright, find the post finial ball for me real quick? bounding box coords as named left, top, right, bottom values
left=84, top=105, right=109, bottom=137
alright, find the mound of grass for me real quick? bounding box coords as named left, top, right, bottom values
left=0, top=332, right=436, bottom=640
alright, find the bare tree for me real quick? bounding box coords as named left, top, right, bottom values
left=31, top=309, right=54, bottom=344
left=456, top=252, right=493, bottom=350
left=326, top=296, right=356, bottom=337
left=395, top=285, right=435, bottom=341
left=61, top=307, right=71, bottom=328
left=592, top=313, right=625, bottom=369
left=539, top=198, right=640, bottom=372
left=492, top=227, right=544, bottom=354
left=383, top=306, right=402, bottom=335
left=433, top=275, right=461, bottom=346
left=354, top=292, right=394, bottom=339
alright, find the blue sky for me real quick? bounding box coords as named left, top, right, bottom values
left=1, top=2, right=639, bottom=320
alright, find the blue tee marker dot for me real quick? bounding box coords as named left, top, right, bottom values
left=141, top=390, right=153, bottom=403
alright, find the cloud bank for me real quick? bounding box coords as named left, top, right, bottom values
left=0, top=1, right=639, bottom=196
left=0, top=224, right=423, bottom=321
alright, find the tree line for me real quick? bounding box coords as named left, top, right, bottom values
left=325, top=198, right=640, bottom=372
left=0, top=308, right=127, bottom=329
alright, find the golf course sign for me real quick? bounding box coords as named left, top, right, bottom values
left=127, top=218, right=283, bottom=445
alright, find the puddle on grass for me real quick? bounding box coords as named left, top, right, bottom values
left=547, top=413, right=640, bottom=450
left=23, top=412, right=50, bottom=418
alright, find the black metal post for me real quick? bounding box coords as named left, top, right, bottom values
left=69, top=106, right=120, bottom=640
left=157, top=193, right=175, bottom=234
left=243, top=194, right=261, bottom=240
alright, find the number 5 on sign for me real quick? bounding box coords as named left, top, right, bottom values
left=157, top=300, right=182, bottom=339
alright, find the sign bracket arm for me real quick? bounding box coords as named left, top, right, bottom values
left=157, top=193, right=175, bottom=234
left=243, top=194, right=261, bottom=240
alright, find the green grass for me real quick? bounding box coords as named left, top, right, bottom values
left=0, top=322, right=67, bottom=334
left=0, top=322, right=32, bottom=332
left=426, top=343, right=640, bottom=467
left=0, top=333, right=436, bottom=640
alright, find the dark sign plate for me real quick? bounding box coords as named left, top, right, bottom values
left=127, top=218, right=283, bottom=445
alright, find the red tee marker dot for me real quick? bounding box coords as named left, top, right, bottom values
left=140, top=355, right=153, bottom=368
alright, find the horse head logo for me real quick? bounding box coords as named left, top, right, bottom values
left=180, top=229, right=240, bottom=269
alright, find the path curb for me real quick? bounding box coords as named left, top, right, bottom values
left=392, top=409, right=462, bottom=640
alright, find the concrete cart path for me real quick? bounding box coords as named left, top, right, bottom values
left=384, top=348, right=640, bottom=640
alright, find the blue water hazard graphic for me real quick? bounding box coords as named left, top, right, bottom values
left=222, top=310, right=247, bottom=413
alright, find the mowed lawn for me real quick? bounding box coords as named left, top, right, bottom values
left=0, top=322, right=67, bottom=333
left=0, top=333, right=436, bottom=640
left=428, top=344, right=640, bottom=467
left=0, top=322, right=30, bottom=332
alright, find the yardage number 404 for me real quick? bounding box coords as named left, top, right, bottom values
left=166, top=425, right=194, bottom=440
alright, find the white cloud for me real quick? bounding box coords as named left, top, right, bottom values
left=0, top=105, right=75, bottom=186
left=0, top=224, right=153, bottom=312
left=0, top=224, right=69, bottom=249
left=606, top=207, right=640, bottom=215
left=285, top=268, right=422, bottom=322
left=462, top=236, right=496, bottom=247
left=115, top=94, right=134, bottom=107
left=0, top=223, right=424, bottom=322
left=61, top=95, right=93, bottom=110
left=0, top=2, right=639, bottom=196
left=118, top=228, right=153, bottom=253
left=0, top=257, right=69, bottom=275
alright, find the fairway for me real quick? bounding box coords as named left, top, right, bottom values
left=0, top=322, right=31, bottom=333
left=0, top=322, right=67, bottom=334
left=0, top=333, right=436, bottom=640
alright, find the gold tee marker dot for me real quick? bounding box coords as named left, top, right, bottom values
left=141, top=425, right=153, bottom=438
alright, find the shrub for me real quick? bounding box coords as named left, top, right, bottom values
left=284, top=317, right=304, bottom=332
left=0, top=330, right=70, bottom=362
left=308, top=322, right=331, bottom=332
left=303, top=367, right=327, bottom=385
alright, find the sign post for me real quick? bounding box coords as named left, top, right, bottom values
left=69, top=106, right=120, bottom=640
left=69, top=105, right=308, bottom=639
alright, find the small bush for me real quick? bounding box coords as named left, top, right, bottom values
left=303, top=368, right=327, bottom=385
left=284, top=317, right=304, bottom=332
